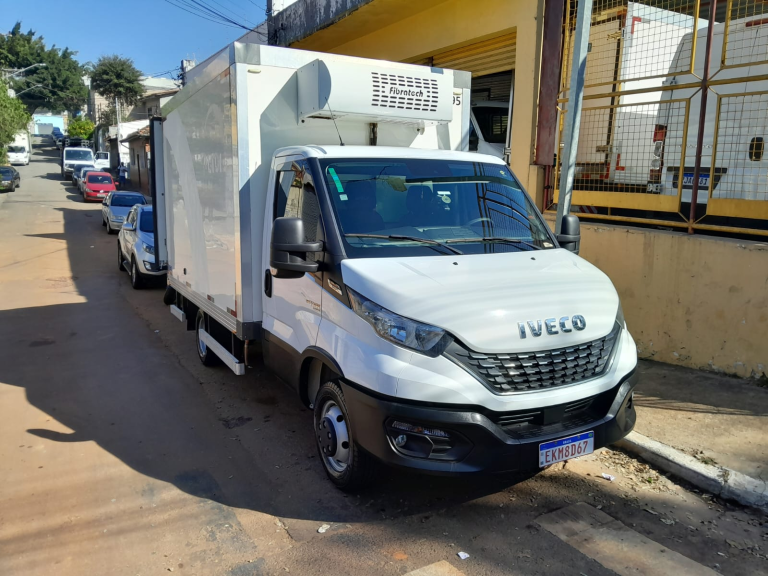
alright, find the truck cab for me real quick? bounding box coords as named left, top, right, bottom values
left=61, top=146, right=95, bottom=180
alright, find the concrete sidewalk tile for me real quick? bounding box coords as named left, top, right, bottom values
left=537, top=503, right=717, bottom=576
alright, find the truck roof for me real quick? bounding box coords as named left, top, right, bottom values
left=276, top=145, right=506, bottom=165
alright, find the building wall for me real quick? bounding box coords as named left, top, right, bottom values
left=289, top=0, right=545, bottom=204
left=127, top=139, right=150, bottom=196
left=545, top=215, right=768, bottom=379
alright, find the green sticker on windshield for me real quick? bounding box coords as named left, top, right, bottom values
left=328, top=167, right=344, bottom=193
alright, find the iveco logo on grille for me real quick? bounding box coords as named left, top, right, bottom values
left=517, top=316, right=586, bottom=338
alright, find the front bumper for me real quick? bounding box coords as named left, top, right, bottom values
left=341, top=369, right=637, bottom=474
left=85, top=190, right=110, bottom=201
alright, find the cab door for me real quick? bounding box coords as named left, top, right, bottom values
left=262, top=158, right=324, bottom=382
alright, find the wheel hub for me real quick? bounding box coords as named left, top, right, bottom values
left=318, top=416, right=338, bottom=456
left=317, top=401, right=350, bottom=473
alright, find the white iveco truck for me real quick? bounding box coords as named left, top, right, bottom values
left=150, top=43, right=638, bottom=490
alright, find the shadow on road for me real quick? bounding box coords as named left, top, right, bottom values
left=0, top=202, right=539, bottom=527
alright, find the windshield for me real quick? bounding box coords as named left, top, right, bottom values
left=0, top=168, right=13, bottom=177
left=319, top=158, right=554, bottom=258
left=8, top=146, right=26, bottom=153
left=64, top=149, right=94, bottom=161
left=87, top=174, right=113, bottom=185
left=473, top=106, right=508, bottom=144
left=76, top=165, right=95, bottom=175
left=139, top=211, right=154, bottom=233
left=112, top=195, right=145, bottom=208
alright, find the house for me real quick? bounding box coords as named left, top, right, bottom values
left=88, top=76, right=179, bottom=124
left=127, top=88, right=180, bottom=122
left=120, top=126, right=151, bottom=196
left=107, top=119, right=149, bottom=170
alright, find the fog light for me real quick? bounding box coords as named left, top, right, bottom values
left=394, top=434, right=407, bottom=447
left=391, top=420, right=450, bottom=438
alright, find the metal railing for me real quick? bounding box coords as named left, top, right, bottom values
left=549, top=0, right=768, bottom=237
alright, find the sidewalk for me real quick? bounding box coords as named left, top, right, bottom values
left=617, top=360, right=768, bottom=507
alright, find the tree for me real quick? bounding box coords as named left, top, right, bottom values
left=0, top=81, right=31, bottom=164
left=91, top=55, right=143, bottom=110
left=0, top=22, right=88, bottom=115
left=67, top=117, right=94, bottom=139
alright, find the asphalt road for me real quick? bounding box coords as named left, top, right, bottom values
left=0, top=140, right=765, bottom=576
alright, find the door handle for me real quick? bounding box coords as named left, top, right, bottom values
left=264, top=269, right=272, bottom=298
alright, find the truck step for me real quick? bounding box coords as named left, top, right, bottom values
left=199, top=328, right=246, bottom=376
left=170, top=304, right=186, bottom=322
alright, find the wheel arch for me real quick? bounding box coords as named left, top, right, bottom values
left=299, top=347, right=343, bottom=408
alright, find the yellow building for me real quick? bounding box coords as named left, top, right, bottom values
left=269, top=0, right=768, bottom=379
left=273, top=0, right=553, bottom=206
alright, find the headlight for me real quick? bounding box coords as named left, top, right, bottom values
left=142, top=242, right=155, bottom=256
left=347, top=287, right=451, bottom=357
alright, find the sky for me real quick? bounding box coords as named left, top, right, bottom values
left=1, top=0, right=268, bottom=79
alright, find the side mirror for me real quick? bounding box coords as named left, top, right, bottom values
left=557, top=214, right=581, bottom=254
left=102, top=199, right=108, bottom=205
left=270, top=217, right=322, bottom=279
left=122, top=222, right=135, bottom=232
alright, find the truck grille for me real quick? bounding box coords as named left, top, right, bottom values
left=445, top=325, right=621, bottom=394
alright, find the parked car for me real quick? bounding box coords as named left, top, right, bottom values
left=78, top=167, right=100, bottom=193
left=72, top=164, right=95, bottom=187
left=7, top=145, right=30, bottom=166
left=94, top=151, right=110, bottom=171
left=0, top=166, right=21, bottom=192
left=81, top=171, right=116, bottom=202
left=55, top=137, right=63, bottom=149
left=117, top=204, right=165, bottom=288
left=102, top=191, right=147, bottom=234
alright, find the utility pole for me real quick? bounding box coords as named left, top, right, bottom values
left=555, top=0, right=593, bottom=234
left=266, top=0, right=274, bottom=45
left=115, top=96, right=121, bottom=163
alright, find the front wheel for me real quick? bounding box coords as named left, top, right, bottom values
left=117, top=242, right=125, bottom=271
left=130, top=257, right=143, bottom=289
left=314, top=382, right=377, bottom=491
left=195, top=311, right=221, bottom=367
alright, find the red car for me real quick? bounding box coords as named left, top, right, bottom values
left=82, top=172, right=116, bottom=202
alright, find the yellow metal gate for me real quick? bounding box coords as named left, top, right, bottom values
left=552, top=0, right=768, bottom=237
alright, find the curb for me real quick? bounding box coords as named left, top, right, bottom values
left=614, top=431, right=768, bottom=511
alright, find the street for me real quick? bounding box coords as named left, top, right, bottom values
left=0, top=139, right=765, bottom=575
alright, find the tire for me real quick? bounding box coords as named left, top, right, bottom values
left=195, top=311, right=221, bottom=367
left=117, top=242, right=125, bottom=271
left=314, top=381, right=377, bottom=491
left=9, top=184, right=15, bottom=193
left=106, top=221, right=115, bottom=234
left=102, top=216, right=106, bottom=227
left=130, top=257, right=143, bottom=289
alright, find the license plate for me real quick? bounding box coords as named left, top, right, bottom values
left=682, top=173, right=709, bottom=187
left=539, top=431, right=594, bottom=467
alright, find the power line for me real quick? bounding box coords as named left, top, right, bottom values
left=163, top=0, right=244, bottom=29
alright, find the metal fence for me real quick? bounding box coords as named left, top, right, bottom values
left=550, top=0, right=768, bottom=236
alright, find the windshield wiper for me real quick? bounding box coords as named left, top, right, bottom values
left=345, top=234, right=464, bottom=255
left=444, top=236, right=544, bottom=250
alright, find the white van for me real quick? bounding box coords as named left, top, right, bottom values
left=61, top=147, right=95, bottom=179
left=9, top=131, right=30, bottom=165
left=7, top=144, right=29, bottom=166
left=655, top=16, right=768, bottom=202
left=468, top=101, right=509, bottom=158
left=94, top=151, right=110, bottom=171
left=154, top=44, right=638, bottom=490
